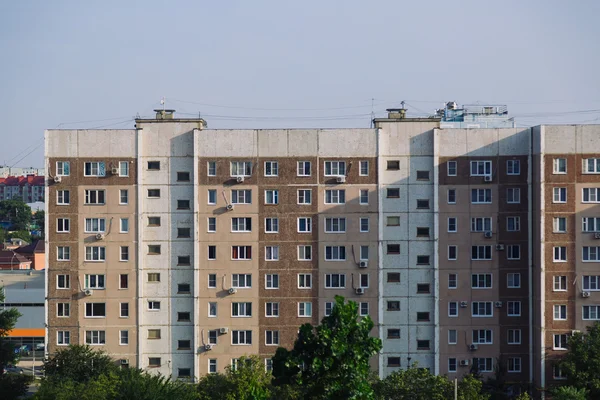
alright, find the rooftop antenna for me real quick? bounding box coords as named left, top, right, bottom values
left=161, top=97, right=166, bottom=111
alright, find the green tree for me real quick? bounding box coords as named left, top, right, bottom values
left=7, top=230, right=32, bottom=243
left=34, top=372, right=119, bottom=400
left=197, top=356, right=272, bottom=400
left=374, top=365, right=453, bottom=400
left=32, top=210, right=45, bottom=236
left=272, top=295, right=382, bottom=400
left=114, top=368, right=198, bottom=400
left=43, top=345, right=117, bottom=383
left=561, top=321, right=600, bottom=397
left=457, top=374, right=490, bottom=400
left=550, top=385, right=588, bottom=400
left=0, top=200, right=31, bottom=230
left=514, top=392, right=531, bottom=400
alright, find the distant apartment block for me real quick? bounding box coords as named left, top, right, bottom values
left=0, top=175, right=45, bottom=202
left=0, top=167, right=45, bottom=178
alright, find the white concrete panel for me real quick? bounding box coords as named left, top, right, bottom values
left=287, top=130, right=319, bottom=156
left=498, top=128, right=531, bottom=155
left=46, top=130, right=80, bottom=157
left=407, top=185, right=434, bottom=210
left=140, top=158, right=171, bottom=185
left=379, top=122, right=437, bottom=156
left=542, top=126, right=577, bottom=154
left=407, top=128, right=434, bottom=156
left=464, top=130, right=500, bottom=156
left=577, top=125, right=600, bottom=153
left=198, top=130, right=258, bottom=157
left=71, top=130, right=136, bottom=157
left=408, top=213, right=434, bottom=239
left=434, top=129, right=468, bottom=157
left=318, top=129, right=376, bottom=157
left=407, top=241, right=434, bottom=266
left=170, top=157, right=195, bottom=180
left=140, top=125, right=195, bottom=157
left=408, top=157, right=434, bottom=184
left=380, top=156, right=410, bottom=184
left=257, top=130, right=289, bottom=157
left=382, top=188, right=409, bottom=212
left=382, top=213, right=409, bottom=240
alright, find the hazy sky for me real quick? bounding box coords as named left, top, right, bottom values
left=2, top=0, right=599, bottom=167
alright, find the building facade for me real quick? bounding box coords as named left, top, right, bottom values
left=0, top=175, right=45, bottom=202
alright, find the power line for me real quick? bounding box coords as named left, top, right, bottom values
left=169, top=98, right=388, bottom=112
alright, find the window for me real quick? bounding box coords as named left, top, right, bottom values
left=298, top=302, right=312, bottom=317
left=553, top=217, right=567, bottom=233
left=554, top=275, right=567, bottom=291
left=507, top=301, right=521, bottom=316
left=147, top=189, right=160, bottom=198
left=554, top=305, right=567, bottom=320
left=232, top=274, right=252, bottom=288
left=473, top=358, right=493, bottom=373
left=298, top=274, right=312, bottom=288
left=325, top=246, right=346, bottom=260
left=325, top=274, right=346, bottom=288
left=448, top=302, right=458, bottom=317
left=57, top=331, right=70, bottom=345
left=178, top=256, right=191, bottom=265
left=231, top=161, right=252, bottom=176
left=120, top=303, right=129, bottom=318
left=387, top=301, right=400, bottom=311
left=84, top=162, right=105, bottom=177
left=57, top=302, right=70, bottom=317
left=416, top=170, right=429, bottom=180
left=232, top=330, right=253, bottom=345
left=388, top=329, right=401, bottom=339
left=85, top=274, right=105, bottom=289
left=57, top=190, right=70, bottom=205
left=508, top=357, right=521, bottom=373
left=554, top=246, right=567, bottom=262
left=297, top=161, right=311, bottom=176
left=583, top=188, right=600, bottom=203
left=472, top=302, right=493, bottom=317
left=177, top=199, right=190, bottom=210
left=360, top=245, right=369, bottom=260
left=208, top=274, right=216, bottom=288
left=507, top=188, right=521, bottom=204
left=553, top=334, right=568, bottom=350
left=265, top=302, right=279, bottom=317
left=553, top=187, right=567, bottom=203
left=265, top=190, right=279, bottom=204
left=266, top=330, right=279, bottom=345
left=471, top=217, right=492, bottom=232
left=417, top=227, right=430, bottom=237
left=325, top=189, right=345, bottom=204
left=553, top=365, right=567, bottom=380
left=583, top=246, right=600, bottom=261
left=584, top=158, right=600, bottom=174
left=360, top=160, right=369, bottom=176
left=232, top=246, right=252, bottom=260
left=508, top=329, right=522, bottom=344
left=147, top=161, right=160, bottom=170
left=387, top=244, right=400, bottom=254
left=472, top=329, right=493, bottom=344
left=208, top=359, right=217, bottom=374
left=85, top=303, right=106, bottom=318
left=416, top=283, right=429, bottom=293
left=553, top=158, right=567, bottom=174
left=148, top=329, right=161, bottom=339
left=148, top=301, right=161, bottom=311
left=207, top=161, right=216, bottom=176
left=119, top=189, right=128, bottom=204
left=507, top=245, right=520, bottom=260
left=448, top=358, right=457, bottom=373
left=265, top=218, right=279, bottom=233
left=325, top=217, right=346, bottom=233
left=471, top=189, right=492, bottom=204
left=325, top=302, right=334, bottom=316
left=448, top=245, right=457, bottom=260
left=84, top=218, right=106, bottom=233
left=417, top=255, right=430, bottom=265
left=178, top=368, right=191, bottom=378
left=148, top=358, right=161, bottom=368
left=119, top=274, right=128, bottom=289
left=360, top=217, right=369, bottom=232
left=507, top=217, right=520, bottom=232
left=471, top=246, right=492, bottom=260
left=148, top=245, right=161, bottom=255
left=583, top=217, right=600, bottom=232
left=470, top=160, right=492, bottom=176
left=387, top=216, right=400, bottom=226
left=231, top=189, right=252, bottom=204
left=448, top=330, right=457, bottom=344
left=85, top=330, right=106, bottom=345
left=84, top=189, right=105, bottom=205
left=231, top=302, right=252, bottom=317
left=174, top=172, right=190, bottom=182
left=447, top=189, right=456, bottom=204
left=387, top=357, right=401, bottom=367
left=57, top=218, right=70, bottom=232
left=388, top=273, right=401, bottom=283
left=325, top=161, right=346, bottom=176
left=471, top=274, right=492, bottom=289
left=386, top=188, right=400, bottom=198
left=265, top=274, right=279, bottom=288
left=417, top=340, right=430, bottom=350
left=208, top=217, right=216, bottom=232
left=297, top=189, right=312, bottom=204
left=264, top=161, right=278, bottom=176
left=56, top=161, right=70, bottom=176
left=416, top=199, right=429, bottom=209
left=120, top=218, right=129, bottom=233
left=447, top=161, right=457, bottom=176
left=178, top=283, right=190, bottom=294
left=147, top=273, right=160, bottom=282
left=297, top=217, right=312, bottom=232
left=448, top=274, right=457, bottom=289
left=583, top=276, right=600, bottom=291
left=118, top=161, right=129, bottom=177
left=416, top=312, right=430, bottom=322
left=148, top=216, right=161, bottom=226
left=57, top=246, right=70, bottom=261
left=85, top=246, right=106, bottom=261
left=507, top=160, right=520, bottom=175
left=178, top=339, right=192, bottom=350
left=231, top=217, right=252, bottom=232
left=507, top=273, right=521, bottom=288
left=583, top=306, right=600, bottom=320
left=298, top=245, right=312, bottom=260
left=447, top=218, right=457, bottom=233
left=360, top=302, right=369, bottom=316
left=387, top=160, right=400, bottom=170
left=360, top=274, right=370, bottom=288
left=208, top=302, right=217, bottom=317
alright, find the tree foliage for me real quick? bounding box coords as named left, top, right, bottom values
left=0, top=287, right=22, bottom=372
left=374, top=365, right=453, bottom=400
left=457, top=374, right=490, bottom=400
left=7, top=230, right=32, bottom=243
left=0, top=200, right=31, bottom=230
left=32, top=210, right=45, bottom=236
left=197, top=356, right=272, bottom=400
left=561, top=321, right=600, bottom=397
left=550, top=385, right=588, bottom=400
left=272, top=295, right=382, bottom=399
left=43, top=345, right=117, bottom=383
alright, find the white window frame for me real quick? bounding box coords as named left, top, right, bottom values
left=231, top=245, right=252, bottom=260
left=471, top=246, right=492, bottom=260
left=584, top=158, right=600, bottom=174
left=297, top=161, right=311, bottom=176
left=208, top=217, right=216, bottom=232
left=57, top=274, right=70, bottom=289
left=583, top=275, right=600, bottom=291
left=507, top=301, right=521, bottom=316
left=507, top=160, right=520, bottom=175
left=359, top=160, right=369, bottom=176
left=325, top=273, right=346, bottom=289
left=265, top=217, right=279, bottom=233
left=231, top=330, right=252, bottom=345
left=325, top=246, right=346, bottom=261
left=324, top=161, right=346, bottom=176
left=583, top=305, right=600, bottom=320
left=359, top=189, right=369, bottom=205
left=553, top=304, right=567, bottom=321
left=57, top=330, right=70, bottom=345
left=119, top=189, right=128, bottom=205
left=553, top=246, right=567, bottom=262
left=583, top=188, right=600, bottom=203
left=553, top=158, right=567, bottom=174
left=297, top=217, right=312, bottom=233
left=447, top=217, right=457, bottom=233
left=553, top=187, right=567, bottom=203
left=207, top=161, right=216, bottom=176
left=84, top=189, right=105, bottom=205
left=231, top=189, right=252, bottom=204
left=298, top=273, right=312, bottom=289
left=230, top=161, right=252, bottom=177
left=57, top=246, right=70, bottom=261
left=583, top=246, right=600, bottom=261
left=265, top=302, right=279, bottom=317
left=507, top=216, right=520, bottom=232
left=471, top=273, right=492, bottom=289
left=553, top=334, right=568, bottom=350
left=265, top=330, right=279, bottom=345
left=231, top=217, right=252, bottom=232
left=84, top=303, right=106, bottom=318
left=231, top=302, right=252, bottom=318
left=84, top=218, right=106, bottom=233
left=447, top=161, right=457, bottom=176
left=297, top=189, right=312, bottom=205
left=447, top=189, right=456, bottom=204
left=85, top=246, right=106, bottom=262
left=56, top=161, right=70, bottom=176
left=506, top=188, right=521, bottom=204
left=472, top=329, right=493, bottom=344
left=360, top=217, right=369, bottom=232
left=84, top=162, right=105, bottom=177
left=57, top=190, right=70, bottom=205
left=582, top=217, right=600, bottom=232
left=265, top=190, right=279, bottom=205
left=120, top=218, right=129, bottom=233
left=448, top=329, right=457, bottom=344
left=264, top=161, right=278, bottom=177
left=298, top=302, right=312, bottom=317
left=325, top=189, right=346, bottom=204
left=325, top=217, right=346, bottom=233
left=265, top=246, right=279, bottom=261
left=554, top=275, right=567, bottom=291
left=507, top=273, right=521, bottom=288
left=265, top=274, right=279, bottom=289
left=448, top=302, right=458, bottom=317
left=57, top=218, right=70, bottom=233
left=57, top=302, right=70, bottom=317
left=84, top=274, right=105, bottom=289
left=507, top=245, right=521, bottom=260
left=508, top=357, right=522, bottom=373
left=470, top=160, right=492, bottom=176
left=448, top=274, right=457, bottom=289
left=231, top=274, right=252, bottom=288
left=508, top=329, right=522, bottom=345
left=472, top=302, right=493, bottom=317
left=471, top=189, right=492, bottom=204
left=298, top=245, right=312, bottom=261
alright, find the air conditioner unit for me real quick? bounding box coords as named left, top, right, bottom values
left=95, top=233, right=105, bottom=240
left=236, top=176, right=245, bottom=183
left=228, top=288, right=237, bottom=295
left=219, top=327, right=229, bottom=334
left=120, top=359, right=129, bottom=365
left=469, top=344, right=478, bottom=351
left=484, top=175, right=492, bottom=182
left=336, top=176, right=346, bottom=183
left=459, top=360, right=470, bottom=366
left=204, top=344, right=213, bottom=351
left=111, top=167, right=119, bottom=175
left=484, top=231, right=492, bottom=238
left=582, top=291, right=591, bottom=298
left=572, top=330, right=581, bottom=335
left=359, top=261, right=368, bottom=268
left=496, top=244, right=505, bottom=251
left=594, top=232, right=600, bottom=239
left=53, top=176, right=62, bottom=183
left=495, top=301, right=503, bottom=308
left=84, top=289, right=93, bottom=296
left=355, top=288, right=365, bottom=295
left=460, top=301, right=468, bottom=308
left=226, top=204, right=234, bottom=211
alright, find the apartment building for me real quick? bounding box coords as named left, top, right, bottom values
left=0, top=175, right=45, bottom=202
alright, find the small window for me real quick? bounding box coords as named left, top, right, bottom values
left=416, top=171, right=429, bottom=181
left=56, top=161, right=70, bottom=176
left=417, top=340, right=430, bottom=350
left=416, top=227, right=430, bottom=237
left=57, top=218, right=70, bottom=232
left=208, top=246, right=217, bottom=260
left=448, top=217, right=457, bottom=232
left=448, top=246, right=457, bottom=260
left=387, top=160, right=400, bottom=170
left=553, top=187, right=567, bottom=203
left=177, top=228, right=191, bottom=238
left=147, top=161, right=160, bottom=170
left=416, top=312, right=430, bottom=322
left=148, top=301, right=161, bottom=311
left=178, top=340, right=191, bottom=349
left=207, top=161, right=216, bottom=176
left=447, top=189, right=456, bottom=204
left=264, top=161, right=278, bottom=177
left=57, top=190, right=70, bottom=205
left=265, top=218, right=279, bottom=233
left=148, top=357, right=161, bottom=367
left=359, top=189, right=369, bottom=205
left=360, top=217, right=369, bottom=232
left=208, top=217, right=216, bottom=232
left=386, top=188, right=400, bottom=198
left=148, top=329, right=161, bottom=339
left=448, top=358, right=457, bottom=373
left=448, top=274, right=457, bottom=289
left=177, top=172, right=190, bottom=182
left=119, top=161, right=129, bottom=177
left=177, top=312, right=191, bottom=322
left=387, top=273, right=400, bottom=283
left=177, top=200, right=190, bottom=210
left=120, top=246, right=129, bottom=261
left=417, top=255, right=430, bottom=265
left=178, top=256, right=191, bottom=265
left=147, top=273, right=160, bottom=282
left=148, top=189, right=160, bottom=198
left=297, top=189, right=312, bottom=205
left=448, top=330, right=457, bottom=344
left=208, top=274, right=217, bottom=288
left=447, top=161, right=457, bottom=176
left=507, top=160, right=520, bottom=175
left=148, top=216, right=161, bottom=226
left=387, top=357, right=401, bottom=367
left=553, top=158, right=567, bottom=174
left=265, top=190, right=279, bottom=205
left=387, top=244, right=400, bottom=254
left=387, top=216, right=400, bottom=226
left=119, top=274, right=128, bottom=289
left=120, top=218, right=129, bottom=233
left=148, top=245, right=161, bottom=255
left=297, top=161, right=311, bottom=176
left=298, top=274, right=312, bottom=288
left=387, top=329, right=401, bottom=339
left=553, top=217, right=566, bottom=233
left=178, top=283, right=191, bottom=294
left=359, top=161, right=369, bottom=176
left=417, top=283, right=430, bottom=294
left=416, top=199, right=429, bottom=209
left=120, top=303, right=129, bottom=318
left=119, top=189, right=128, bottom=205
left=120, top=330, right=129, bottom=345
left=360, top=302, right=369, bottom=316
left=387, top=301, right=400, bottom=311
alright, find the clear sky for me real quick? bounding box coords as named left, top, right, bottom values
left=1, top=0, right=599, bottom=167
